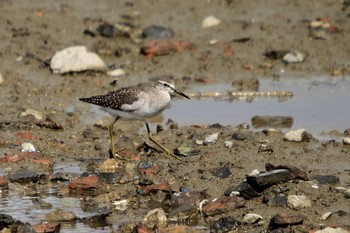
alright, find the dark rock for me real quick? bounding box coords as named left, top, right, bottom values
left=265, top=163, right=308, bottom=180
left=51, top=172, right=81, bottom=181
left=258, top=143, right=274, bottom=154
left=344, top=128, right=350, bottom=136
left=232, top=131, right=251, bottom=141
left=169, top=191, right=206, bottom=207
left=269, top=213, right=304, bottom=229
left=224, top=181, right=260, bottom=199
left=209, top=123, right=225, bottom=128
left=311, top=175, right=340, bottom=185
left=81, top=209, right=110, bottom=227
left=83, top=29, right=97, bottom=37
left=32, top=198, right=53, bottom=209
left=268, top=195, right=288, bottom=207
left=252, top=115, right=294, bottom=128
left=7, top=170, right=42, bottom=183
left=246, top=169, right=290, bottom=192
left=0, top=213, right=16, bottom=229
left=0, top=214, right=35, bottom=232
left=142, top=25, right=174, bottom=39
left=210, top=216, right=241, bottom=233
left=212, top=166, right=231, bottom=178
left=263, top=50, right=289, bottom=60
left=96, top=22, right=118, bottom=38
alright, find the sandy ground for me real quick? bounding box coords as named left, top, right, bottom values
left=0, top=0, right=350, bottom=232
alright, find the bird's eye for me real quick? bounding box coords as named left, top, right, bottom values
left=163, top=83, right=169, bottom=87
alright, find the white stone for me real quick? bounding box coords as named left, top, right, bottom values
left=283, top=51, right=305, bottom=63
left=204, top=133, right=219, bottom=145
left=224, top=140, right=233, bottom=148
left=284, top=128, right=307, bottom=142
left=143, top=208, right=167, bottom=227
left=243, top=213, right=263, bottom=224
left=202, top=15, right=221, bottom=28
left=21, top=142, right=37, bottom=152
left=287, top=195, right=311, bottom=209
left=113, top=199, right=129, bottom=211
left=21, top=109, right=43, bottom=120
left=343, top=137, right=350, bottom=145
left=107, top=68, right=126, bottom=77
left=314, top=227, right=349, bottom=233
left=50, top=46, right=107, bottom=74
left=249, top=169, right=260, bottom=176
left=320, top=212, right=332, bottom=220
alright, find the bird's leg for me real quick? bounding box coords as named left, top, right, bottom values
left=145, top=122, right=185, bottom=162
left=108, top=117, right=125, bottom=160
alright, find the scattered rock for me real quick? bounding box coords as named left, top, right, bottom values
left=204, top=132, right=219, bottom=145
left=311, top=175, right=340, bottom=185
left=31, top=222, right=61, bottom=233
left=343, top=137, right=350, bottom=145
left=106, top=68, right=126, bottom=77
left=174, top=143, right=200, bottom=157
left=202, top=196, right=245, bottom=215
left=321, top=212, right=333, bottom=220
left=45, top=209, right=76, bottom=221
left=143, top=208, right=167, bottom=227
left=142, top=25, right=174, bottom=39
left=265, top=163, right=308, bottom=180
left=7, top=170, right=42, bottom=184
left=243, top=213, right=263, bottom=224
left=246, top=169, right=290, bottom=192
left=232, top=131, right=252, bottom=141
left=68, top=175, right=105, bottom=191
left=225, top=181, right=260, bottom=199
left=21, top=142, right=37, bottom=152
left=0, top=72, right=4, bottom=85
left=269, top=213, right=304, bottom=229
left=314, top=227, right=349, bottom=233
left=96, top=22, right=119, bottom=38
left=212, top=166, right=231, bottom=178
left=263, top=50, right=289, bottom=60
left=252, top=115, right=294, bottom=128
left=202, top=15, right=221, bottom=28
left=50, top=46, right=107, bottom=74
left=287, top=195, right=312, bottom=209
left=283, top=128, right=311, bottom=142
left=224, top=141, right=233, bottom=149
left=21, top=109, right=43, bottom=121
left=210, top=217, right=241, bottom=232
left=283, top=51, right=306, bottom=64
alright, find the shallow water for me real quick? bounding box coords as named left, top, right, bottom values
left=166, top=76, right=350, bottom=139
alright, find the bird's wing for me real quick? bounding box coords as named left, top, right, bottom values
left=79, top=86, right=142, bottom=111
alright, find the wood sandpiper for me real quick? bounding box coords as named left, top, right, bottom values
left=79, top=76, right=190, bottom=161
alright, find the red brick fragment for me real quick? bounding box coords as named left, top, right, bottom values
left=141, top=39, right=195, bottom=59
left=68, top=176, right=102, bottom=190
left=32, top=222, right=61, bottom=233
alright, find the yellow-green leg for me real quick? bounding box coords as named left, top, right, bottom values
left=145, top=122, right=185, bottom=162
left=108, top=117, right=125, bottom=159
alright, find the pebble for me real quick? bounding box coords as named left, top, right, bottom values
left=246, top=169, right=290, bottom=191
left=143, top=208, right=167, bottom=227
left=210, top=217, right=241, bottom=232
left=269, top=213, right=304, bottom=228
left=21, top=109, right=43, bottom=120
left=287, top=195, right=311, bottom=209
left=142, top=25, right=174, bottom=39
left=343, top=137, right=350, bottom=145
left=243, top=213, right=263, bottom=224
left=106, top=68, right=126, bottom=77
left=50, top=46, right=107, bottom=74
left=320, top=212, right=333, bottom=220
left=311, top=175, right=340, bottom=185
left=212, top=166, right=231, bottom=178
left=21, top=142, right=37, bottom=152
left=283, top=128, right=308, bottom=142
left=283, top=51, right=306, bottom=63
left=202, top=15, right=221, bottom=28
left=204, top=132, right=219, bottom=145
left=96, top=22, right=118, bottom=38
left=224, top=140, right=233, bottom=148
left=7, top=170, right=41, bottom=183
left=0, top=72, right=4, bottom=85
left=45, top=209, right=76, bottom=221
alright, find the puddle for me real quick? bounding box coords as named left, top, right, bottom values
left=166, top=76, right=350, bottom=140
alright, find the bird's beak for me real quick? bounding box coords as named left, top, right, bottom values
left=174, top=89, right=190, bottom=99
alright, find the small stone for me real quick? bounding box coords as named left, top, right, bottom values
left=0, top=72, right=4, bottom=85
left=224, top=181, right=260, bottom=200
left=210, top=217, right=241, bottom=232
left=113, top=199, right=129, bottom=211
left=202, top=15, right=221, bottom=28
left=212, top=166, right=231, bottom=179
left=142, top=25, right=174, bottom=39
left=287, top=195, right=311, bottom=209
left=96, top=22, right=118, bottom=38
left=283, top=128, right=310, bottom=142
left=246, top=169, right=290, bottom=191
left=224, top=141, right=233, bottom=149
left=31, top=222, right=61, bottom=233
left=344, top=129, right=350, bottom=136
left=143, top=208, right=167, bottom=227
left=45, top=209, right=76, bottom=221
left=283, top=51, right=305, bottom=63
left=7, top=170, right=41, bottom=183
left=21, top=142, right=37, bottom=152
left=106, top=68, right=126, bottom=77
left=320, top=212, right=333, bottom=220
left=0, top=176, right=9, bottom=190
left=243, top=213, right=263, bottom=224
left=68, top=175, right=104, bottom=190
left=50, top=46, right=107, bottom=74
left=311, top=175, right=340, bottom=185
left=343, top=137, right=350, bottom=145
left=204, top=133, right=219, bottom=145
left=249, top=169, right=260, bottom=176
left=21, top=109, right=43, bottom=120
left=269, top=213, right=304, bottom=229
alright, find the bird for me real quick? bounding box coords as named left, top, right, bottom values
left=79, top=76, right=190, bottom=161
